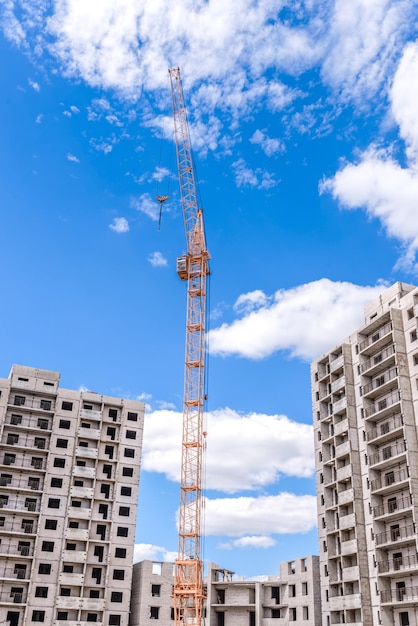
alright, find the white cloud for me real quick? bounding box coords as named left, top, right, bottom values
left=137, top=392, right=152, bottom=402
left=148, top=251, right=168, bottom=267
left=321, top=0, right=411, bottom=105
left=134, top=543, right=177, bottom=564
left=143, top=407, right=314, bottom=493
left=3, top=0, right=412, bottom=128
left=321, top=41, right=418, bottom=270
left=250, top=129, right=284, bottom=156
left=109, top=217, right=129, bottom=233
left=390, top=41, right=418, bottom=161
left=90, top=138, right=114, bottom=154
left=151, top=166, right=170, bottom=182
left=70, top=105, right=80, bottom=114
left=35, top=114, right=43, bottom=124
left=232, top=158, right=277, bottom=190
left=63, top=110, right=72, bottom=117
left=234, top=290, right=268, bottom=314
left=219, top=535, right=277, bottom=549
left=28, top=78, right=40, bottom=91
left=208, top=279, right=385, bottom=361
left=131, top=193, right=160, bottom=221
left=205, top=492, right=317, bottom=536
left=66, top=153, right=79, bottom=162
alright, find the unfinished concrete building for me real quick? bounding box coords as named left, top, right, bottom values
left=130, top=557, right=321, bottom=626
left=0, top=365, right=145, bottom=626
left=312, top=282, right=418, bottom=626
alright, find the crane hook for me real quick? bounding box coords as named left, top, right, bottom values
left=156, top=195, right=169, bottom=231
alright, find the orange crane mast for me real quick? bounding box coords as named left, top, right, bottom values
left=169, top=66, right=210, bottom=626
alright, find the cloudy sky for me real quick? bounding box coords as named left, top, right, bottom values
left=1, top=0, right=418, bottom=577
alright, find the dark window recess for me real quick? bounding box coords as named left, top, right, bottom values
left=76, top=460, right=86, bottom=467
left=111, top=592, right=123, bottom=603
left=113, top=569, right=125, bottom=580
left=38, top=417, right=48, bottom=429
left=34, top=437, right=46, bottom=449
left=96, top=524, right=106, bottom=540
left=81, top=422, right=91, bottom=428
left=40, top=400, right=52, bottom=411
left=56, top=439, right=68, bottom=449
left=59, top=420, right=71, bottom=429
left=117, top=527, right=128, bottom=537
left=32, top=611, right=45, bottom=622
left=79, top=441, right=88, bottom=447
left=48, top=498, right=60, bottom=509
left=124, top=448, right=135, bottom=458
left=101, top=484, right=111, bottom=499
left=90, top=590, right=100, bottom=598
left=60, top=588, right=71, bottom=596
left=108, top=408, right=118, bottom=420
left=107, top=427, right=116, bottom=440
left=14, top=396, right=25, bottom=407
left=61, top=401, right=73, bottom=411
left=66, top=543, right=76, bottom=551
left=122, top=467, right=133, bottom=477
left=400, top=613, right=410, bottom=626
left=109, top=617, right=121, bottom=626
left=105, top=446, right=114, bottom=459
left=38, top=563, right=51, bottom=574
left=57, top=613, right=68, bottom=621
left=94, top=545, right=104, bottom=562
left=103, top=464, right=112, bottom=478
left=151, top=584, right=160, bottom=596
left=31, top=457, right=43, bottom=470
left=119, top=506, right=130, bottom=516
left=87, top=614, right=98, bottom=622
left=1, top=473, right=12, bottom=486
left=92, top=568, right=102, bottom=584
left=54, top=458, right=65, bottom=468
left=69, top=521, right=79, bottom=529
left=63, top=565, right=73, bottom=573
left=121, top=486, right=132, bottom=496
left=83, top=404, right=93, bottom=410
left=4, top=454, right=16, bottom=465
left=126, top=430, right=136, bottom=439
left=71, top=501, right=81, bottom=508
left=271, top=587, right=280, bottom=604
left=127, top=412, right=138, bottom=421
left=7, top=434, right=19, bottom=445
left=41, top=541, right=54, bottom=552
left=115, top=548, right=126, bottom=558
left=74, top=480, right=83, bottom=487
left=150, top=607, right=159, bottom=619
left=99, top=504, right=108, bottom=519
left=11, top=414, right=22, bottom=425
left=45, top=519, right=57, bottom=530
left=35, top=587, right=48, bottom=598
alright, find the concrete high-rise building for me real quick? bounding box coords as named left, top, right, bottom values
left=311, top=282, right=418, bottom=626
left=0, top=365, right=145, bottom=626
left=130, top=556, right=322, bottom=626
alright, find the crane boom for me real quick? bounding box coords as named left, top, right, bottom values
left=169, top=66, right=209, bottom=626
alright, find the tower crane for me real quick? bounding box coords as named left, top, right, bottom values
left=169, top=66, right=209, bottom=626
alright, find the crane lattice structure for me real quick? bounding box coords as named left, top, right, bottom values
left=169, top=66, right=209, bottom=626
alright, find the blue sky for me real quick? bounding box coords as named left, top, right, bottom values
left=1, top=0, right=418, bottom=578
